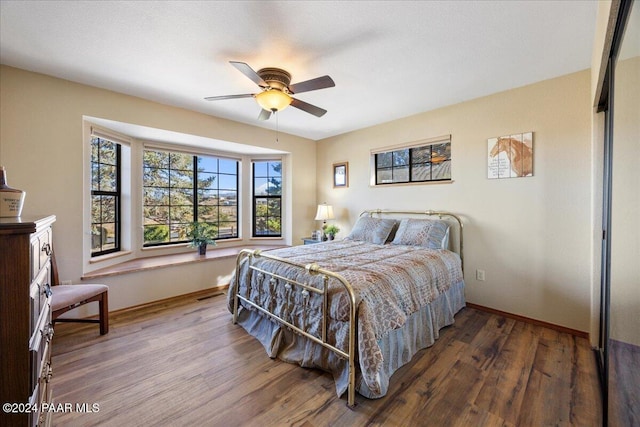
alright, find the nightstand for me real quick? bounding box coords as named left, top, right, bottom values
left=302, top=237, right=322, bottom=245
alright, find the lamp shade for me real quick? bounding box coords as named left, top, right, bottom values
left=255, top=90, right=292, bottom=112
left=314, top=204, right=335, bottom=221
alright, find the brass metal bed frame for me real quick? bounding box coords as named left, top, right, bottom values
left=231, top=209, right=464, bottom=407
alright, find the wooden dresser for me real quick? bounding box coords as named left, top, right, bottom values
left=1, top=215, right=56, bottom=427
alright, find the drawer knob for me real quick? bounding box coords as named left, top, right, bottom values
left=41, top=242, right=51, bottom=255
left=43, top=283, right=53, bottom=298
left=45, top=363, right=53, bottom=383
left=42, top=324, right=54, bottom=342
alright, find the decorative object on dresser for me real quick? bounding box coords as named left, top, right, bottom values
left=0, top=166, right=26, bottom=217
left=50, top=249, right=109, bottom=335
left=0, top=215, right=56, bottom=427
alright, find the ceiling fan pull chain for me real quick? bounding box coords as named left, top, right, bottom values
left=275, top=110, right=279, bottom=143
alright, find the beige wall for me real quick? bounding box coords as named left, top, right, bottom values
left=0, top=65, right=317, bottom=312
left=317, top=70, right=593, bottom=333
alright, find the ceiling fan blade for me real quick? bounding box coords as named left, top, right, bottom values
left=288, top=75, right=335, bottom=94
left=258, top=109, right=272, bottom=121
left=204, top=94, right=255, bottom=101
left=290, top=98, right=327, bottom=117
left=230, top=61, right=267, bottom=87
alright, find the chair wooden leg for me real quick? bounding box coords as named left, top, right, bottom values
left=99, top=291, right=109, bottom=335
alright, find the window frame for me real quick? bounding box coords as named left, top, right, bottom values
left=90, top=137, right=122, bottom=257
left=142, top=148, right=240, bottom=247
left=371, top=135, right=452, bottom=186
left=251, top=159, right=283, bottom=238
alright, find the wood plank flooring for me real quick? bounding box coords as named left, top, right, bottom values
left=50, top=292, right=602, bottom=426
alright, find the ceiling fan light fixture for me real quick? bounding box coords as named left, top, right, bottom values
left=255, top=89, right=292, bottom=112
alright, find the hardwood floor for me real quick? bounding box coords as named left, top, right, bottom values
left=50, top=292, right=602, bottom=426
left=610, top=340, right=640, bottom=426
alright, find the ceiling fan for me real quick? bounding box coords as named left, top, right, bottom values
left=204, top=61, right=335, bottom=121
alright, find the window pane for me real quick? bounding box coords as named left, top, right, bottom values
left=267, top=177, right=282, bottom=195
left=198, top=172, right=217, bottom=189
left=144, top=167, right=168, bottom=187
left=100, top=142, right=117, bottom=165
left=431, top=143, right=451, bottom=162
left=197, top=156, right=217, bottom=173
left=268, top=161, right=282, bottom=177
left=100, top=223, right=116, bottom=251
left=220, top=204, right=237, bottom=221
left=170, top=205, right=193, bottom=222
left=218, top=174, right=237, bottom=191
left=393, top=166, right=409, bottom=183
left=221, top=190, right=236, bottom=206
left=144, top=150, right=169, bottom=168
left=91, top=195, right=102, bottom=224
left=377, top=168, right=392, bottom=184
left=411, top=146, right=431, bottom=163
left=432, top=159, right=451, bottom=180
left=170, top=152, right=193, bottom=171
left=170, top=169, right=193, bottom=188
left=144, top=188, right=168, bottom=205
left=91, top=163, right=100, bottom=191
left=219, top=222, right=238, bottom=238
left=144, top=224, right=169, bottom=244
left=219, top=159, right=237, bottom=174
left=198, top=205, right=219, bottom=221
left=393, top=150, right=409, bottom=166
left=170, top=188, right=193, bottom=206
left=100, top=196, right=116, bottom=222
left=254, top=177, right=268, bottom=195
left=253, top=161, right=268, bottom=177
left=100, top=165, right=117, bottom=191
left=198, top=189, right=218, bottom=205
left=144, top=206, right=169, bottom=225
left=377, top=152, right=392, bottom=168
left=412, top=163, right=431, bottom=181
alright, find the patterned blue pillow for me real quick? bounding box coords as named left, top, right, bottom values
left=345, top=217, right=397, bottom=245
left=391, top=218, right=450, bottom=249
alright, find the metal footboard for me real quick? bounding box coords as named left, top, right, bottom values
left=232, top=248, right=358, bottom=407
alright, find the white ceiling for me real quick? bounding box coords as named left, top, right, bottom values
left=0, top=1, right=598, bottom=141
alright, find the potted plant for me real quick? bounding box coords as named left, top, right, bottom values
left=187, top=222, right=217, bottom=255
left=324, top=224, right=340, bottom=240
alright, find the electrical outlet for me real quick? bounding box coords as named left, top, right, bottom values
left=61, top=280, right=72, bottom=286
left=476, top=269, right=485, bottom=281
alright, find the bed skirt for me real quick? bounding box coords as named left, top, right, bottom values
left=233, top=279, right=466, bottom=399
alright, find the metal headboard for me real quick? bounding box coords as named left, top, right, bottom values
left=360, top=209, right=464, bottom=272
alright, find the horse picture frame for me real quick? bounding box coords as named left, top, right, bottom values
left=487, top=132, right=533, bottom=179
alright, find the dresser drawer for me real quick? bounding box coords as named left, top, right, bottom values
left=30, top=265, right=52, bottom=332
left=31, top=227, right=52, bottom=281
left=29, top=301, right=52, bottom=393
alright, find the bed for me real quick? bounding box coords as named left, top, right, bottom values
left=227, top=209, right=466, bottom=406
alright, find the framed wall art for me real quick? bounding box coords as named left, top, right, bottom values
left=333, top=162, right=349, bottom=188
left=487, top=132, right=533, bottom=179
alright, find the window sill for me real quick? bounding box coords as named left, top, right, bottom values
left=81, top=244, right=287, bottom=280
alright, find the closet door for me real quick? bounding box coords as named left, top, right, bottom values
left=608, top=1, right=639, bottom=425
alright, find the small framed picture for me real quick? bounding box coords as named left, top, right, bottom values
left=333, top=162, right=349, bottom=188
